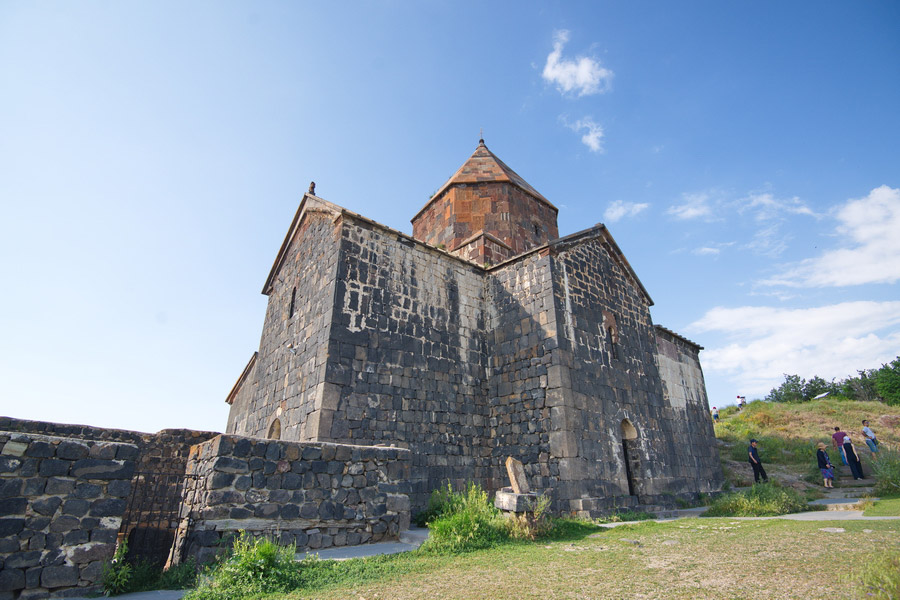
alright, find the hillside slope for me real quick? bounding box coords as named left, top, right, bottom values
left=714, top=398, right=900, bottom=490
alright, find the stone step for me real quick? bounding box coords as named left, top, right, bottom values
left=809, top=497, right=875, bottom=511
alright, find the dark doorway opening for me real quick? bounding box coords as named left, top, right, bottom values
left=621, top=419, right=639, bottom=496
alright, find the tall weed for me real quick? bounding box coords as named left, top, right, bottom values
left=184, top=533, right=301, bottom=600
left=871, top=449, right=900, bottom=496
left=419, top=483, right=510, bottom=554
left=703, top=482, right=810, bottom=517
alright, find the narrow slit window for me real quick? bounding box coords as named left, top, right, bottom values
left=289, top=287, right=297, bottom=318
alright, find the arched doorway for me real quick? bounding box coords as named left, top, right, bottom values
left=620, top=419, right=639, bottom=496
left=267, top=419, right=281, bottom=440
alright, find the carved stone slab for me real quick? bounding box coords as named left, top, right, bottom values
left=505, top=456, right=530, bottom=495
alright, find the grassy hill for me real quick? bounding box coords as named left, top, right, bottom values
left=714, top=398, right=900, bottom=491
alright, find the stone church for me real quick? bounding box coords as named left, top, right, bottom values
left=225, top=139, right=723, bottom=514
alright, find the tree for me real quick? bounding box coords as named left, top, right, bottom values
left=802, top=376, right=834, bottom=400
left=874, top=357, right=900, bottom=406
left=840, top=369, right=878, bottom=402
left=765, top=374, right=805, bottom=403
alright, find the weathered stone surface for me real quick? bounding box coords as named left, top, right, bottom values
left=70, top=458, right=133, bottom=480
left=41, top=565, right=78, bottom=588
left=505, top=457, right=530, bottom=495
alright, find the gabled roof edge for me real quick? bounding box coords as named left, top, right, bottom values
left=226, top=352, right=258, bottom=405
left=655, top=325, right=703, bottom=350
left=262, top=194, right=343, bottom=295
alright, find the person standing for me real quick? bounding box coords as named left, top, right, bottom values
left=711, top=407, right=719, bottom=423
left=832, top=426, right=849, bottom=466
left=862, top=420, right=878, bottom=454
left=842, top=435, right=865, bottom=480
left=748, top=439, right=768, bottom=483
left=816, top=442, right=834, bottom=488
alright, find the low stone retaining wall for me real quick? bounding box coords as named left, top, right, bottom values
left=0, top=417, right=219, bottom=566
left=172, top=435, right=412, bottom=564
left=0, top=431, right=139, bottom=599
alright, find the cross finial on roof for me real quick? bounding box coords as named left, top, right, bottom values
left=478, top=128, right=485, bottom=145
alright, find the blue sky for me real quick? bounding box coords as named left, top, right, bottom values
left=1, top=1, right=898, bottom=433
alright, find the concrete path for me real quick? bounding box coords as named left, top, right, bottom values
left=296, top=526, right=429, bottom=561
left=67, top=591, right=189, bottom=600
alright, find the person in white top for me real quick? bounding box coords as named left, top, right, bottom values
left=862, top=420, right=878, bottom=453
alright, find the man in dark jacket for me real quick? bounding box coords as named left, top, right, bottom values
left=748, top=439, right=768, bottom=483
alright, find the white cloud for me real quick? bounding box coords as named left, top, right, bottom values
left=690, top=300, right=900, bottom=398
left=604, top=200, right=648, bottom=222
left=543, top=30, right=613, bottom=97
left=564, top=117, right=604, bottom=152
left=667, top=192, right=713, bottom=220
left=764, top=185, right=900, bottom=287
left=693, top=247, right=720, bottom=256
left=741, top=192, right=815, bottom=222
left=745, top=223, right=790, bottom=258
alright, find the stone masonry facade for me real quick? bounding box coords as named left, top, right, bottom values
left=227, top=140, right=724, bottom=514
left=171, top=435, right=410, bottom=565
left=0, top=432, right=137, bottom=599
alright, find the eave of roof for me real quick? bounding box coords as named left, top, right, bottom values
left=654, top=325, right=703, bottom=350
left=225, top=352, right=258, bottom=405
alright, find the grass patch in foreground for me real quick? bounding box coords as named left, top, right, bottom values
left=282, top=519, right=899, bottom=600
left=863, top=496, right=900, bottom=517
left=703, top=481, right=813, bottom=517
left=849, top=549, right=900, bottom=600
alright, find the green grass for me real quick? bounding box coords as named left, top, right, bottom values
left=848, top=549, right=900, bottom=600
left=863, top=496, right=900, bottom=517
left=703, top=481, right=812, bottom=517
left=274, top=519, right=899, bottom=599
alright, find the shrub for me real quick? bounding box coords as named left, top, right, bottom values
left=102, top=541, right=132, bottom=596
left=850, top=550, right=900, bottom=600
left=703, top=482, right=811, bottom=517
left=871, top=449, right=900, bottom=497
left=412, top=482, right=457, bottom=526
left=184, top=533, right=302, bottom=600
left=505, top=494, right=553, bottom=540
left=419, top=482, right=510, bottom=554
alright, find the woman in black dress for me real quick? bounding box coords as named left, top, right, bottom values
left=842, top=435, right=864, bottom=480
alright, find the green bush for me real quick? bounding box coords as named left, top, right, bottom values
left=703, top=482, right=811, bottom=517
left=412, top=482, right=458, bottom=526
left=102, top=541, right=132, bottom=596
left=871, top=449, right=900, bottom=497
left=850, top=550, right=900, bottom=600
left=419, top=482, right=509, bottom=554
left=184, top=533, right=302, bottom=600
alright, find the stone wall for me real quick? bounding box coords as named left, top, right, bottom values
left=324, top=216, right=492, bottom=508
left=545, top=228, right=722, bottom=513
left=172, top=435, right=411, bottom=564
left=484, top=249, right=555, bottom=493
left=0, top=417, right=219, bottom=565
left=0, top=431, right=138, bottom=599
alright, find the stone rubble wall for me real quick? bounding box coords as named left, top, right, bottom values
left=0, top=417, right=219, bottom=566
left=173, top=434, right=411, bottom=564
left=547, top=233, right=722, bottom=513
left=322, top=216, right=493, bottom=509
left=485, top=249, right=555, bottom=493
left=0, top=431, right=138, bottom=599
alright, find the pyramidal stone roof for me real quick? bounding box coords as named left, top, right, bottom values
left=413, top=140, right=556, bottom=221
